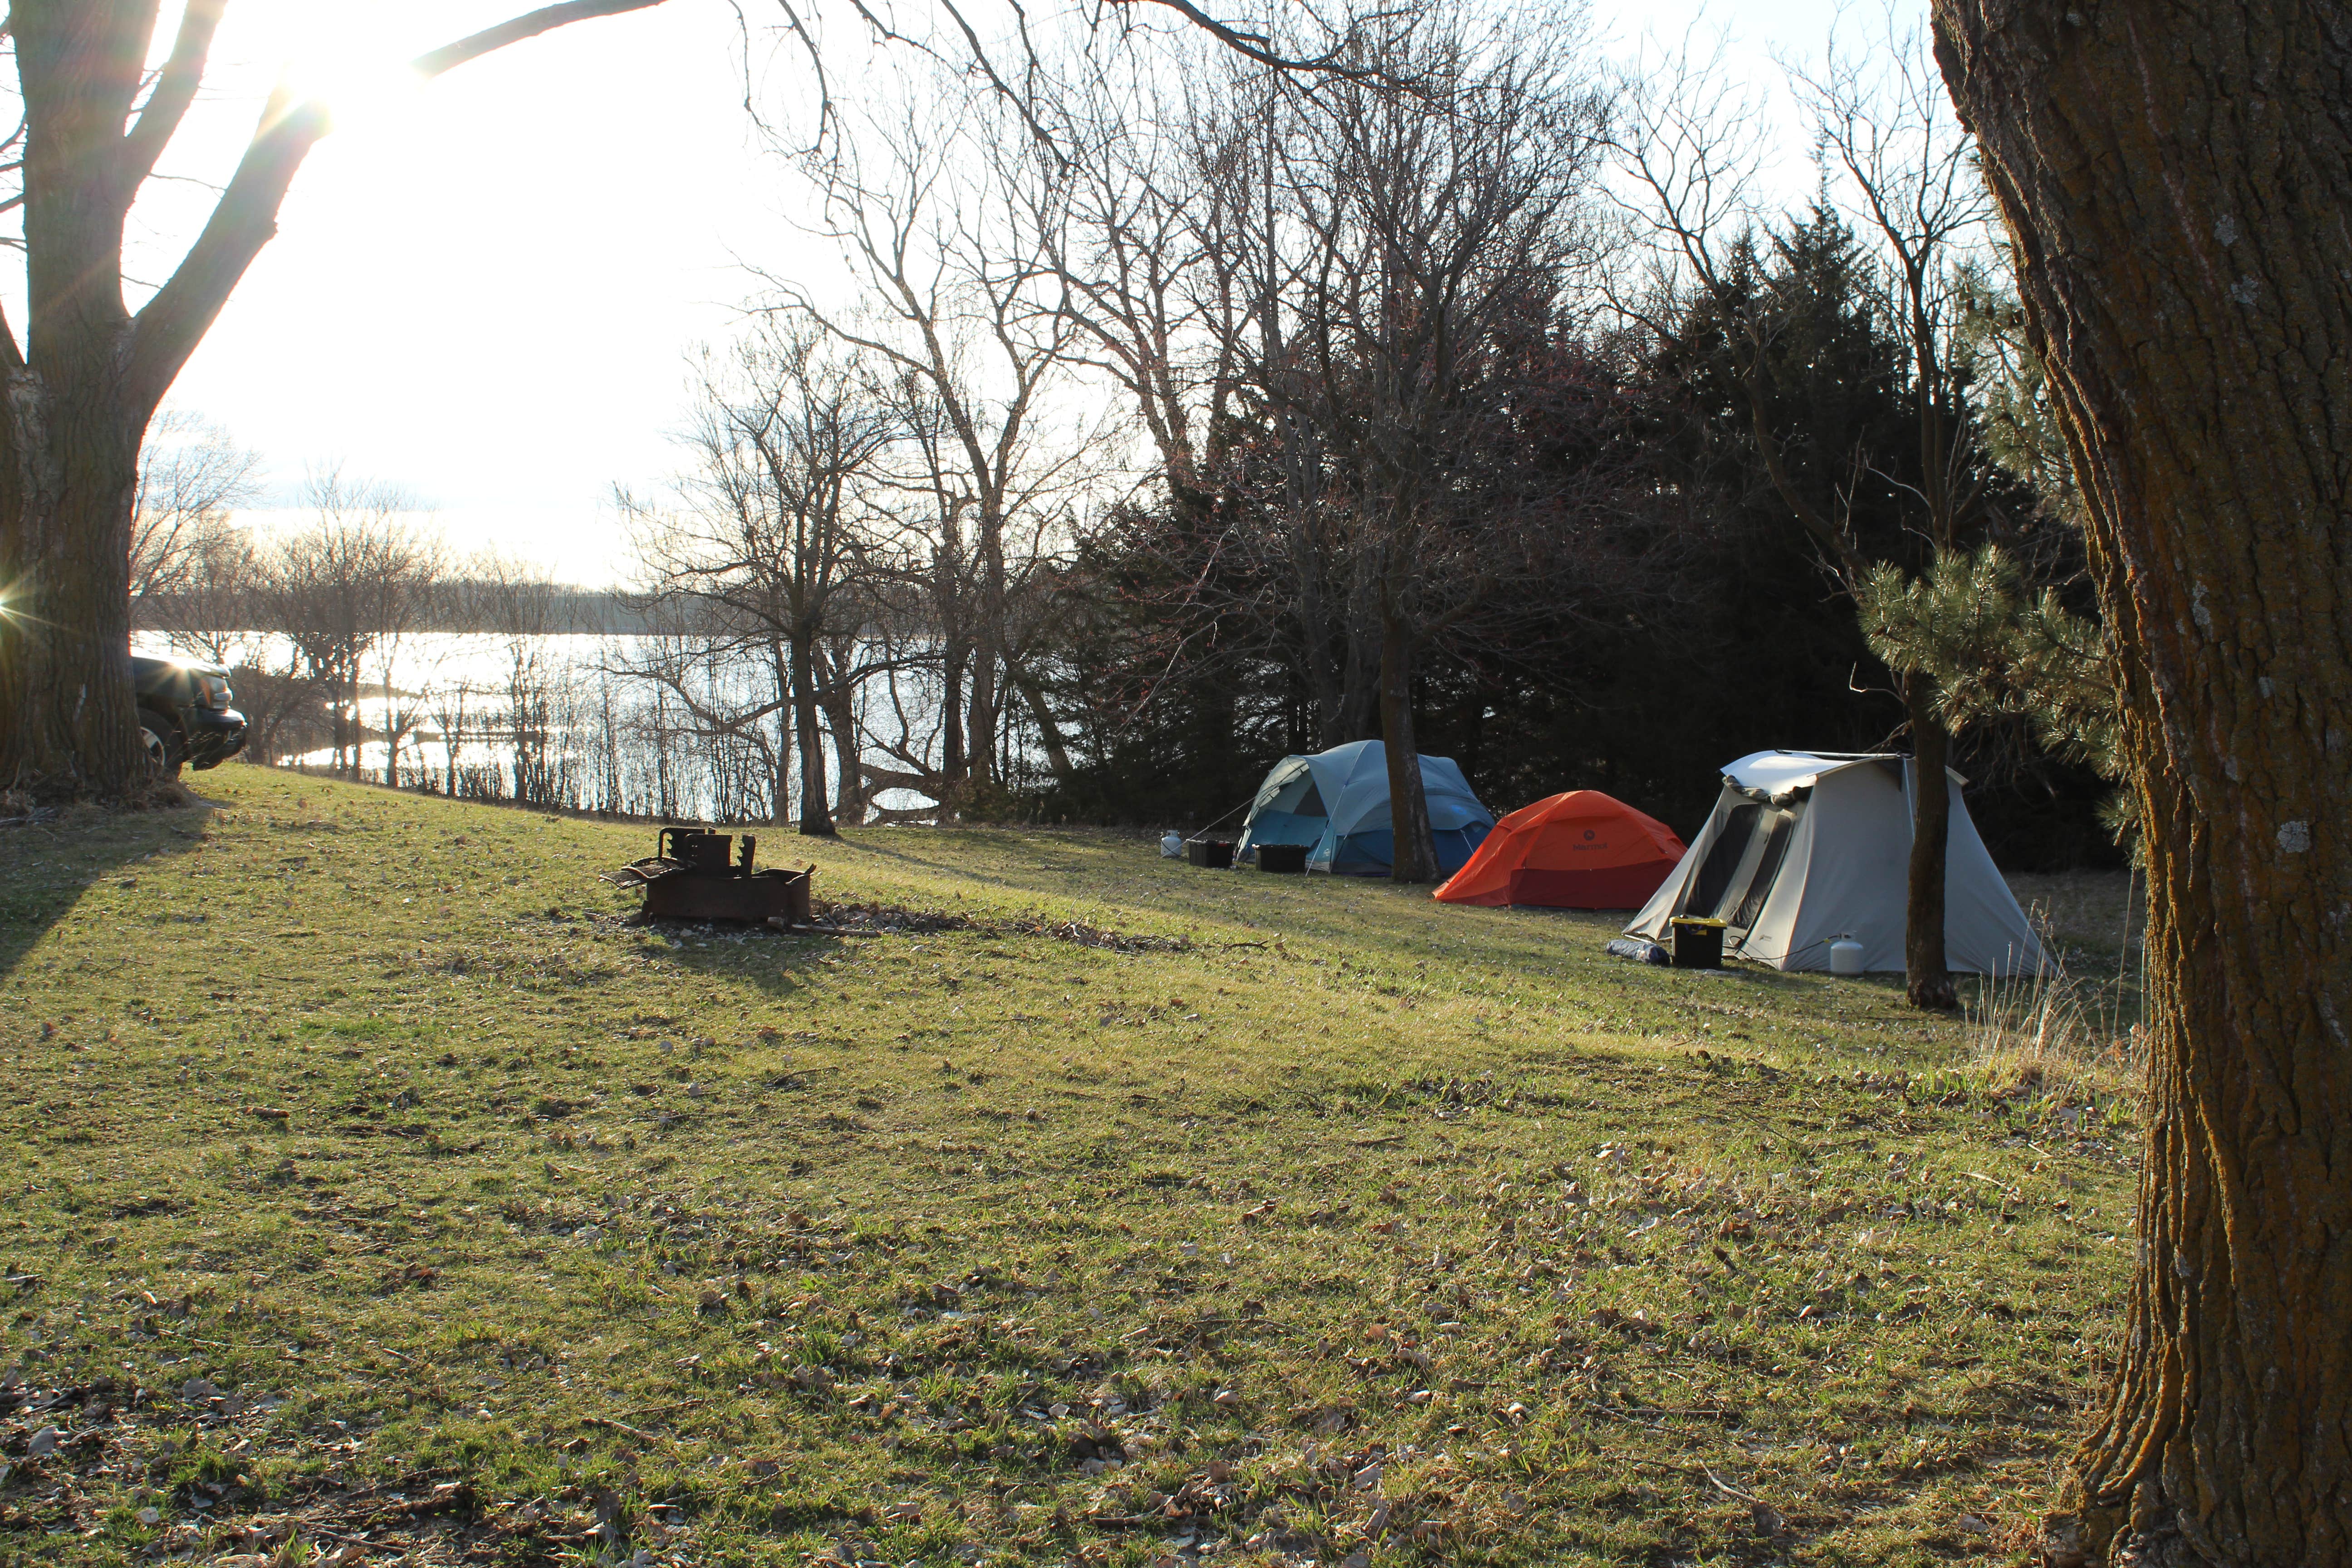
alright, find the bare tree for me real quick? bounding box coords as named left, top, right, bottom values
left=776, top=75, right=1117, bottom=818
left=459, top=552, right=578, bottom=807
left=255, top=473, right=444, bottom=781
left=139, top=514, right=262, bottom=670
left=1276, top=13, right=1613, bottom=881
left=631, top=320, right=897, bottom=835
left=1025, top=43, right=1375, bottom=752
left=613, top=540, right=794, bottom=826
left=129, top=411, right=261, bottom=602
left=1016, top=15, right=1670, bottom=859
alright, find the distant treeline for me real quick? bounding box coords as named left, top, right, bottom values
left=131, top=582, right=654, bottom=637
left=130, top=17, right=2125, bottom=871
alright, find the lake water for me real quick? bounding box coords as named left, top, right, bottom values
left=132, top=629, right=951, bottom=822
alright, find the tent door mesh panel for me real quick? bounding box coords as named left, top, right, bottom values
left=1724, top=808, right=1798, bottom=938
left=1294, top=780, right=1326, bottom=817
left=1690, top=804, right=1762, bottom=916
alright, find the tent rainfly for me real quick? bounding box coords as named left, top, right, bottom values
left=1624, top=750, right=2048, bottom=975
left=1233, top=740, right=1495, bottom=877
left=1432, top=790, right=1687, bottom=909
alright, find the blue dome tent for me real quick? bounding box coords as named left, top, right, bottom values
left=1232, top=740, right=1496, bottom=876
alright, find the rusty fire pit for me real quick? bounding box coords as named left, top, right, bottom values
left=603, top=828, right=814, bottom=926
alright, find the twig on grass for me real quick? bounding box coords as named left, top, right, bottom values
left=622, top=1398, right=704, bottom=1418
left=1583, top=1399, right=1673, bottom=1431
left=582, top=1415, right=660, bottom=1442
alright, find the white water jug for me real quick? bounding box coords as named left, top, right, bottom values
left=1829, top=937, right=1866, bottom=976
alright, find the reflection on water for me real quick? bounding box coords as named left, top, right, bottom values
left=132, top=630, right=947, bottom=823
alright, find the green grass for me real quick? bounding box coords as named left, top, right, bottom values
left=0, top=769, right=2138, bottom=1566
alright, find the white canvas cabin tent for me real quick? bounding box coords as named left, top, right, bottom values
left=1625, top=750, right=2047, bottom=975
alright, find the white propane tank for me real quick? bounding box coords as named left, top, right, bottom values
left=1829, top=937, right=1866, bottom=977
left=1160, top=832, right=1185, bottom=858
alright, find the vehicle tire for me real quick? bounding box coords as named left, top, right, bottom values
left=138, top=713, right=185, bottom=781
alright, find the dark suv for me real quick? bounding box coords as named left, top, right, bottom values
left=132, top=655, right=248, bottom=778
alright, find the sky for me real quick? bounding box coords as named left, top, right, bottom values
left=121, top=0, right=1855, bottom=586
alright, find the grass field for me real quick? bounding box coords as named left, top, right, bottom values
left=0, top=769, right=2141, bottom=1567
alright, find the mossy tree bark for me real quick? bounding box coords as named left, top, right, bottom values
left=1932, top=5, right=2352, bottom=1564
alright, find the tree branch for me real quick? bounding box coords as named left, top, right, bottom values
left=1105, top=0, right=1392, bottom=82
left=127, top=0, right=677, bottom=417
left=120, top=0, right=229, bottom=191
left=410, top=0, right=672, bottom=81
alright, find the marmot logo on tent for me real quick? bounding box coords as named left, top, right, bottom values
left=1583, top=829, right=1596, bottom=840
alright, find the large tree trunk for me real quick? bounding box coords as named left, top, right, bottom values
left=1377, top=608, right=1440, bottom=884
left=1012, top=663, right=1074, bottom=782
left=1295, top=544, right=1345, bottom=750
left=0, top=5, right=156, bottom=802
left=787, top=633, right=834, bottom=837
left=0, top=394, right=147, bottom=799
left=967, top=508, right=1007, bottom=794
left=1337, top=563, right=1383, bottom=744
left=1933, top=7, right=2352, bottom=1565
left=939, top=638, right=968, bottom=815
left=1902, top=673, right=1956, bottom=1011
left=965, top=653, right=997, bottom=792
left=817, top=642, right=865, bottom=828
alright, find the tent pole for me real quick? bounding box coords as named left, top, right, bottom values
left=1186, top=794, right=1258, bottom=843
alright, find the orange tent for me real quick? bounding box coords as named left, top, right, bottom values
left=1431, top=790, right=1687, bottom=909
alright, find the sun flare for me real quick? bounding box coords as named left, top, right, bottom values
left=281, top=40, right=425, bottom=135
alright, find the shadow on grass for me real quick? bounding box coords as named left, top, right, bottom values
left=637, top=921, right=855, bottom=999
left=0, top=792, right=217, bottom=980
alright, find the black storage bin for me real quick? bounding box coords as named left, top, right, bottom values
left=1256, top=843, right=1309, bottom=874
left=1186, top=839, right=1235, bottom=868
left=1668, top=916, right=1726, bottom=969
